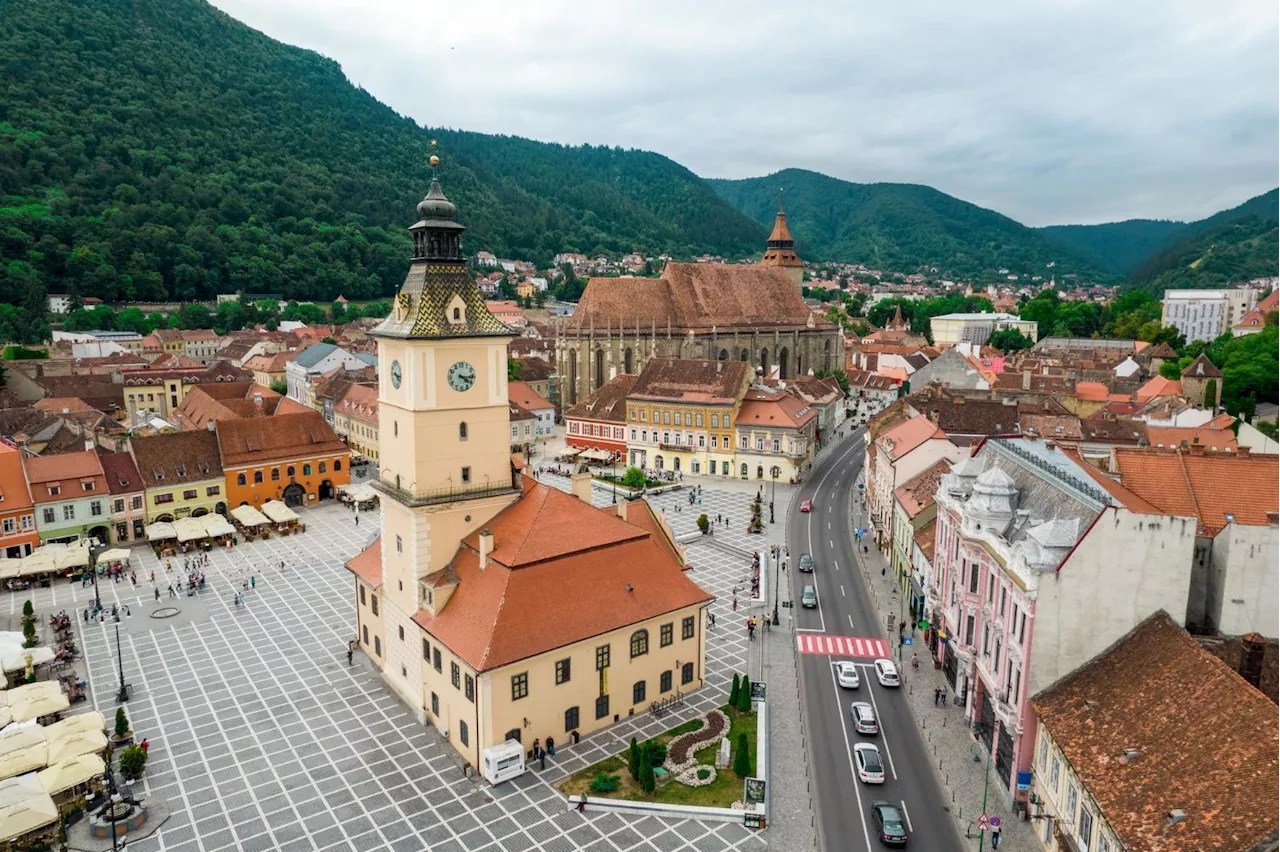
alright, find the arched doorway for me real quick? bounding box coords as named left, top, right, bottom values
left=655, top=456, right=665, bottom=471
left=740, top=463, right=748, bottom=478
left=624, top=348, right=634, bottom=374
left=779, top=347, right=790, bottom=379
left=155, top=514, right=174, bottom=523
left=568, top=349, right=578, bottom=404
left=504, top=728, right=521, bottom=744
left=760, top=348, right=770, bottom=378
left=282, top=483, right=305, bottom=507
left=89, top=526, right=110, bottom=548
left=673, top=457, right=681, bottom=472
left=757, top=466, right=764, bottom=479
left=718, top=349, right=729, bottom=361
left=594, top=349, right=605, bottom=390
left=319, top=480, right=334, bottom=500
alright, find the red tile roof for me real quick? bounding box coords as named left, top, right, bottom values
left=335, top=384, right=378, bottom=425
left=1147, top=426, right=1237, bottom=452
left=1074, top=381, right=1110, bottom=402
left=345, top=538, right=382, bottom=589
left=130, top=431, right=224, bottom=487
left=1258, top=289, right=1279, bottom=314
left=215, top=410, right=347, bottom=468
left=507, top=381, right=553, bottom=413
left=736, top=388, right=817, bottom=429
left=913, top=518, right=936, bottom=562
left=21, top=450, right=106, bottom=502
left=411, top=480, right=711, bottom=672
left=1180, top=353, right=1222, bottom=379
left=0, top=444, right=33, bottom=511
left=878, top=415, right=946, bottom=461
left=1135, top=375, right=1182, bottom=403
left=563, top=374, right=637, bottom=424
left=894, top=458, right=951, bottom=518
left=1032, top=611, right=1279, bottom=852
left=96, top=451, right=143, bottom=496
left=1113, top=446, right=1279, bottom=534
left=629, top=358, right=750, bottom=405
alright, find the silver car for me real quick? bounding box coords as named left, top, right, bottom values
left=850, top=701, right=878, bottom=735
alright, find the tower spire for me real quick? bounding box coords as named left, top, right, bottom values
left=759, top=184, right=804, bottom=285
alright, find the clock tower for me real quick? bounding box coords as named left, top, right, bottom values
left=369, top=158, right=519, bottom=711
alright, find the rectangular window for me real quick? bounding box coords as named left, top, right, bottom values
left=1039, top=737, right=1048, bottom=770
left=660, top=623, right=673, bottom=647
left=756, top=437, right=765, bottom=451
left=422, top=638, right=430, bottom=660
left=360, top=586, right=366, bottom=605
left=183, top=490, right=197, bottom=500
left=451, top=662, right=460, bottom=689
left=1066, top=784, right=1078, bottom=823
left=988, top=571, right=996, bottom=602
left=740, top=436, right=747, bottom=449
left=63, top=505, right=75, bottom=521
left=698, top=435, right=705, bottom=448
left=682, top=662, right=695, bottom=685
left=396, top=535, right=403, bottom=553
left=206, top=486, right=220, bottom=496
left=555, top=658, right=571, bottom=684
left=1050, top=756, right=1061, bottom=792
left=371, top=595, right=378, bottom=615
left=511, top=673, right=529, bottom=701
left=90, top=501, right=102, bottom=516
left=711, top=435, right=718, bottom=449
left=660, top=670, right=672, bottom=693
left=433, top=648, right=442, bottom=672
left=632, top=680, right=646, bottom=704
left=465, top=674, right=475, bottom=702
left=999, top=586, right=1006, bottom=616
left=663, top=411, right=670, bottom=425
left=461, top=466, right=471, bottom=484
left=965, top=614, right=975, bottom=646
left=565, top=706, right=579, bottom=732
left=595, top=644, right=610, bottom=670
left=595, top=695, right=609, bottom=720
left=682, top=615, right=695, bottom=639
left=131, top=496, right=143, bottom=510
left=711, top=414, right=719, bottom=428
left=154, top=493, right=173, bottom=505
left=1019, top=611, right=1027, bottom=645
left=113, top=499, right=125, bottom=513
left=459, top=721, right=468, bottom=747
left=695, top=413, right=702, bottom=427
left=630, top=429, right=636, bottom=441
left=969, top=564, right=979, bottom=593
left=43, top=508, right=55, bottom=524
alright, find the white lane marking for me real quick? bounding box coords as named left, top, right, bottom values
left=829, top=539, right=834, bottom=549
left=900, top=799, right=914, bottom=832
left=862, top=680, right=899, bottom=781
left=828, top=522, right=831, bottom=530
left=840, top=585, right=846, bottom=597
left=848, top=615, right=855, bottom=629
left=829, top=663, right=875, bottom=850
left=834, top=560, right=840, bottom=572
left=796, top=628, right=825, bottom=633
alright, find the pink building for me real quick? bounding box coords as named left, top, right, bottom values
left=925, top=438, right=1199, bottom=806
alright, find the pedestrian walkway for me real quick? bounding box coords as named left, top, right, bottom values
left=794, top=634, right=890, bottom=658
left=848, top=493, right=1038, bottom=852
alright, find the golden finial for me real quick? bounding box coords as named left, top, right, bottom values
left=429, top=139, right=440, bottom=170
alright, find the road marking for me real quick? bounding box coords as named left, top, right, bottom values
left=834, top=560, right=840, bottom=572
left=829, top=539, right=834, bottom=549
left=829, top=664, right=875, bottom=850
left=800, top=437, right=864, bottom=654
left=795, top=627, right=826, bottom=633
left=862, top=679, right=898, bottom=781
left=900, top=799, right=914, bottom=833
left=848, top=615, right=855, bottom=629
left=827, top=521, right=831, bottom=530
left=840, top=585, right=846, bottom=597
left=797, top=635, right=890, bottom=658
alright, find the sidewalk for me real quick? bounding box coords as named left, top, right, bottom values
left=848, top=490, right=1038, bottom=852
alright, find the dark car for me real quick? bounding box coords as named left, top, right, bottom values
left=798, top=553, right=814, bottom=572
left=872, top=800, right=908, bottom=846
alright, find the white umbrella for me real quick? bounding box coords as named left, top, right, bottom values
left=96, top=548, right=130, bottom=564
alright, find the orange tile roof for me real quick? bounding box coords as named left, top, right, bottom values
left=894, top=458, right=952, bottom=518
left=215, top=411, right=347, bottom=468
left=1059, top=448, right=1164, bottom=514
left=335, top=384, right=378, bottom=425
left=413, top=480, right=713, bottom=672
left=1136, top=375, right=1182, bottom=403
left=345, top=538, right=382, bottom=589
left=21, top=450, right=106, bottom=502
left=1147, top=426, right=1237, bottom=452
left=1234, top=308, right=1267, bottom=331
left=1258, top=289, right=1279, bottom=314
left=563, top=374, right=637, bottom=424
left=1180, top=353, right=1222, bottom=379
left=736, top=388, right=817, bottom=429
left=33, top=398, right=96, bottom=415
left=0, top=444, right=33, bottom=511
left=1113, top=447, right=1279, bottom=534
left=913, top=518, right=936, bottom=562
left=1032, top=611, right=1278, bottom=852
left=1074, top=381, right=1110, bottom=402
left=878, top=415, right=946, bottom=461
left=507, top=380, right=553, bottom=413
left=877, top=366, right=909, bottom=384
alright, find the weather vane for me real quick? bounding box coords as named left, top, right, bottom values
left=429, top=139, right=440, bottom=171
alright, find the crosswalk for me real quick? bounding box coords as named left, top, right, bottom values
left=796, top=634, right=890, bottom=658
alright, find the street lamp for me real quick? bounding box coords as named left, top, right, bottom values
left=114, top=621, right=129, bottom=703
left=101, top=763, right=123, bottom=851
left=612, top=456, right=617, bottom=504
left=771, top=548, right=781, bottom=626
left=769, top=466, right=780, bottom=524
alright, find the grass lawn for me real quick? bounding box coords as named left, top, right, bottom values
left=558, top=706, right=758, bottom=808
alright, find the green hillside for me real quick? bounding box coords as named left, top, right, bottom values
left=1038, top=219, right=1185, bottom=275
left=0, top=0, right=764, bottom=318
left=707, top=168, right=1104, bottom=280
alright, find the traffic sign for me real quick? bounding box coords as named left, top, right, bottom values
left=902, top=637, right=913, bottom=645
left=976, top=814, right=991, bottom=831
left=990, top=817, right=1001, bottom=828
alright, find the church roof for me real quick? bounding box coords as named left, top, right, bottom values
left=630, top=358, right=751, bottom=405
left=569, top=263, right=832, bottom=334
left=767, top=207, right=795, bottom=246
left=1180, top=353, right=1222, bottom=379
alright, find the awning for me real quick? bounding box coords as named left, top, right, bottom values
left=146, top=522, right=177, bottom=542
left=200, top=514, right=236, bottom=538
left=173, top=517, right=208, bottom=543
left=7, top=694, right=68, bottom=725
left=54, top=548, right=89, bottom=571
left=230, top=505, right=269, bottom=527
left=559, top=447, right=582, bottom=457
left=38, top=753, right=104, bottom=797
left=0, top=772, right=57, bottom=843
left=45, top=730, right=106, bottom=766
left=3, top=684, right=60, bottom=705
left=580, top=449, right=612, bottom=462
left=0, top=728, right=44, bottom=760
left=0, top=745, right=49, bottom=785
left=41, top=713, right=104, bottom=744
left=344, top=484, right=377, bottom=503
left=96, top=548, right=131, bottom=564
left=0, top=648, right=54, bottom=675
left=260, top=500, right=300, bottom=524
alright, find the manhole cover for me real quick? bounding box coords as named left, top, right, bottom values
left=150, top=607, right=181, bottom=619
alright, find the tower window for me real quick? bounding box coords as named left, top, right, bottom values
left=459, top=422, right=468, bottom=441
left=453, top=307, right=461, bottom=321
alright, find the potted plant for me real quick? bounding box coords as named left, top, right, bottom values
left=696, top=513, right=710, bottom=535
left=112, top=707, right=133, bottom=747
left=118, top=744, right=148, bottom=781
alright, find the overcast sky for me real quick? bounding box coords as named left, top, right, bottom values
left=211, top=0, right=1277, bottom=226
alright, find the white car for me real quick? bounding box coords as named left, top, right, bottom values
left=854, top=742, right=885, bottom=784
left=874, top=658, right=900, bottom=687
left=850, top=701, right=879, bottom=735
left=836, top=661, right=861, bottom=689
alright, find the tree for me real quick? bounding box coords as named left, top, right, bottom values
left=697, top=513, right=710, bottom=535
left=115, top=706, right=130, bottom=739
left=737, top=675, right=752, bottom=712
left=620, top=467, right=647, bottom=489
left=119, top=744, right=148, bottom=780
left=628, top=736, right=640, bottom=781
left=638, top=747, right=656, bottom=793
left=320, top=336, right=338, bottom=345
left=508, top=359, right=524, bottom=382
left=1159, top=360, right=1184, bottom=380
left=732, top=731, right=752, bottom=777
left=270, top=380, right=288, bottom=395
left=729, top=673, right=741, bottom=708
left=989, top=329, right=1033, bottom=352
left=1203, top=378, right=1218, bottom=409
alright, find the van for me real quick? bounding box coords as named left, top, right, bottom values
left=801, top=585, right=818, bottom=608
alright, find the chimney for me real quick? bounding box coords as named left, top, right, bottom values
left=1239, top=634, right=1265, bottom=689
left=570, top=468, right=592, bottom=503
left=1188, top=443, right=1206, bottom=457
left=1237, top=446, right=1251, bottom=459
left=478, top=529, right=494, bottom=570
left=1022, top=369, right=1031, bottom=391
left=206, top=419, right=216, bottom=432
left=253, top=393, right=263, bottom=410
left=616, top=498, right=628, bottom=523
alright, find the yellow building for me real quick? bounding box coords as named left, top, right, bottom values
left=121, top=362, right=250, bottom=423
left=346, top=175, right=711, bottom=768
left=334, top=383, right=380, bottom=463
left=624, top=358, right=752, bottom=477
left=129, top=431, right=227, bottom=521
left=733, top=386, right=819, bottom=481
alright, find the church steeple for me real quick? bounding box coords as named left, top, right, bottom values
left=759, top=187, right=804, bottom=286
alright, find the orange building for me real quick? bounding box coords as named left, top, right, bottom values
left=0, top=444, right=39, bottom=559
left=216, top=410, right=351, bottom=509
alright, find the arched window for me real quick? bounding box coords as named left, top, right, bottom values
left=271, top=468, right=280, bottom=481
left=287, top=466, right=296, bottom=477
left=718, top=349, right=729, bottom=361
left=236, top=473, right=247, bottom=486
left=568, top=349, right=578, bottom=405
left=824, top=339, right=832, bottom=372
left=779, top=346, right=790, bottom=379
left=594, top=348, right=605, bottom=390
left=452, top=307, right=461, bottom=321
left=630, top=630, right=649, bottom=658
left=760, top=348, right=770, bottom=377
left=334, top=459, right=342, bottom=471
left=303, top=464, right=312, bottom=476
left=319, top=461, right=327, bottom=473
left=459, top=422, right=468, bottom=441
left=740, top=463, right=748, bottom=478
left=739, top=348, right=750, bottom=362
left=253, top=470, right=263, bottom=484
left=624, top=348, right=634, bottom=374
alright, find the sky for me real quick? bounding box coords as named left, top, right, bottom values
left=209, top=0, right=1278, bottom=226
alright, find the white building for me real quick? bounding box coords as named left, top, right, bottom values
left=1161, top=288, right=1258, bottom=343
left=284, top=342, right=370, bottom=404
left=869, top=414, right=966, bottom=549
left=930, top=313, right=1038, bottom=345
left=46, top=294, right=73, bottom=314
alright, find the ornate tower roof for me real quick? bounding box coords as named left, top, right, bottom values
left=760, top=189, right=804, bottom=273
left=372, top=153, right=511, bottom=341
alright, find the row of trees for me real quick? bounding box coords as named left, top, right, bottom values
left=53, top=298, right=391, bottom=338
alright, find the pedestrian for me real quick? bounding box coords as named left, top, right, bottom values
left=732, top=595, right=738, bottom=612
left=139, top=738, right=149, bottom=753
left=250, top=575, right=255, bottom=589
left=532, top=738, right=540, bottom=759
left=355, top=514, right=359, bottom=526
left=347, top=647, right=354, bottom=666
left=547, top=736, right=555, bottom=756
left=577, top=795, right=587, bottom=813
left=539, top=747, right=546, bottom=771
left=154, top=587, right=161, bottom=601
left=242, top=577, right=248, bottom=590
left=709, top=612, right=716, bottom=628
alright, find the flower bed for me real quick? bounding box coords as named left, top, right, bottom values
left=664, top=709, right=728, bottom=786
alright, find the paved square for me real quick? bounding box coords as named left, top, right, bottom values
left=5, top=490, right=770, bottom=852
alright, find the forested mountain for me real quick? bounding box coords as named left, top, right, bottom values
left=1038, top=220, right=1185, bottom=275
left=707, top=168, right=1104, bottom=280
left=0, top=0, right=764, bottom=320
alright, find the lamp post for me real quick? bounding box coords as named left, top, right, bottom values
left=771, top=548, right=780, bottom=626
left=114, top=621, right=129, bottom=703
left=92, top=555, right=102, bottom=612
left=769, top=466, right=780, bottom=524
left=102, top=763, right=122, bottom=851
left=612, top=457, right=617, bottom=504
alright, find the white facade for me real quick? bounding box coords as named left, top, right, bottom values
left=1161, top=288, right=1258, bottom=343
left=930, top=313, right=1038, bottom=345
left=871, top=435, right=966, bottom=548
left=1208, top=522, right=1280, bottom=638
left=285, top=346, right=369, bottom=403
left=47, top=294, right=72, bottom=314
left=1031, top=728, right=1121, bottom=852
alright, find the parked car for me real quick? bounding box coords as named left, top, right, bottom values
left=853, top=743, right=885, bottom=784
left=871, top=800, right=909, bottom=846
left=850, top=701, right=879, bottom=734
left=798, top=553, right=814, bottom=572
left=800, top=585, right=818, bottom=608
left=836, top=661, right=860, bottom=689
left=799, top=498, right=813, bottom=513
left=874, top=658, right=900, bottom=687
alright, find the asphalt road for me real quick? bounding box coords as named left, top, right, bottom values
left=787, top=426, right=966, bottom=852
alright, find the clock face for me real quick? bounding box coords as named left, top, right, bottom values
left=447, top=361, right=476, bottom=392
left=390, top=360, right=402, bottom=389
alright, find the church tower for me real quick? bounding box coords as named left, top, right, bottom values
left=759, top=191, right=805, bottom=287
left=369, top=153, right=520, bottom=711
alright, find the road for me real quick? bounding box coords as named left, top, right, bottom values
left=786, top=426, right=965, bottom=852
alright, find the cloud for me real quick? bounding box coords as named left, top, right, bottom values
left=210, top=0, right=1277, bottom=225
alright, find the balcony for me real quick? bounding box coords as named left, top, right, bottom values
left=373, top=478, right=519, bottom=508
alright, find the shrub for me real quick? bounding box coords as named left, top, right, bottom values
left=22, top=600, right=33, bottom=619
left=696, top=513, right=709, bottom=534
left=697, top=768, right=711, bottom=780
left=628, top=736, right=640, bottom=781
left=589, top=772, right=620, bottom=793
left=733, top=731, right=752, bottom=777
left=643, top=740, right=667, bottom=766
left=638, top=749, right=655, bottom=793
left=729, top=673, right=740, bottom=708
left=114, top=707, right=130, bottom=738
left=620, top=466, right=647, bottom=489
left=737, top=675, right=753, bottom=712
left=118, top=744, right=148, bottom=780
